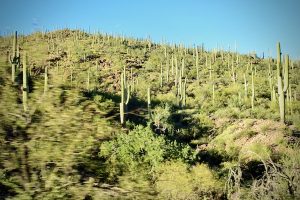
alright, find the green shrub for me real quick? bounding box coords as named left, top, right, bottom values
left=99, top=125, right=165, bottom=178
left=151, top=103, right=173, bottom=132
left=164, top=140, right=196, bottom=162
left=197, top=112, right=214, bottom=130
left=155, top=161, right=224, bottom=200
left=240, top=143, right=271, bottom=162
left=191, top=164, right=224, bottom=199
left=155, top=161, right=193, bottom=200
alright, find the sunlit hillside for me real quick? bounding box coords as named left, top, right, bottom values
left=0, top=29, right=299, bottom=199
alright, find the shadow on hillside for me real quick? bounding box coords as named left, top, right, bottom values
left=15, top=70, right=35, bottom=94
left=75, top=148, right=113, bottom=184
left=170, top=111, right=211, bottom=142
left=196, top=149, right=224, bottom=167
left=81, top=89, right=167, bottom=127
left=81, top=89, right=149, bottom=125
left=241, top=160, right=266, bottom=181
left=81, top=88, right=219, bottom=167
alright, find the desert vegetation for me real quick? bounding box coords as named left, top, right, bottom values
left=0, top=29, right=299, bottom=199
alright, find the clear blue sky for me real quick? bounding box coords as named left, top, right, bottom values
left=1, top=0, right=299, bottom=59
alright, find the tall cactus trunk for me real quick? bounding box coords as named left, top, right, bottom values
left=11, top=31, right=19, bottom=83
left=244, top=73, right=248, bottom=99
left=166, top=60, right=169, bottom=82
left=147, top=87, right=151, bottom=120
left=87, top=67, right=90, bottom=91
left=23, top=52, right=28, bottom=112
left=6, top=50, right=9, bottom=64
left=120, top=103, right=124, bottom=126
left=70, top=68, right=73, bottom=86
left=12, top=63, right=16, bottom=84
left=120, top=69, right=131, bottom=126
left=120, top=73, right=125, bottom=126
left=13, top=31, right=17, bottom=59
left=196, top=55, right=199, bottom=82
left=181, top=58, right=185, bottom=78
left=212, top=83, right=215, bottom=105
left=277, top=42, right=289, bottom=124
left=268, top=59, right=273, bottom=101
left=182, top=77, right=187, bottom=108
left=171, top=55, right=174, bottom=75
left=175, top=57, right=178, bottom=87
left=160, top=63, right=163, bottom=88
left=44, top=65, right=48, bottom=94
left=209, top=60, right=212, bottom=80
left=278, top=76, right=285, bottom=122
left=251, top=71, right=255, bottom=110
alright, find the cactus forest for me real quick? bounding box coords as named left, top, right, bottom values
left=1, top=4, right=300, bottom=200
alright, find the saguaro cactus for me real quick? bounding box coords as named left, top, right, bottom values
left=120, top=70, right=131, bottom=126
left=196, top=50, right=199, bottom=82
left=212, top=83, right=215, bottom=105
left=23, top=52, right=28, bottom=112
left=120, top=102, right=124, bottom=125
left=44, top=65, right=48, bottom=94
left=160, top=63, right=163, bottom=87
left=10, top=31, right=20, bottom=83
left=287, top=84, right=293, bottom=115
left=87, top=67, right=90, bottom=90
left=70, top=68, right=73, bottom=86
left=148, top=87, right=151, bottom=119
left=209, top=60, right=212, bottom=80
left=251, top=71, right=255, bottom=110
left=268, top=59, right=274, bottom=101
left=175, top=57, right=178, bottom=87
left=182, top=77, right=187, bottom=108
left=181, top=58, right=185, bottom=77
left=244, top=73, right=248, bottom=99
left=120, top=73, right=125, bottom=125
left=11, top=58, right=16, bottom=84
left=231, top=62, right=236, bottom=83
left=166, top=60, right=169, bottom=82
left=177, top=72, right=182, bottom=104
left=171, top=55, right=174, bottom=75
left=276, top=42, right=289, bottom=123
left=176, top=73, right=187, bottom=108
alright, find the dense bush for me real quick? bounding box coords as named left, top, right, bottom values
left=155, top=161, right=224, bottom=199
left=99, top=125, right=165, bottom=179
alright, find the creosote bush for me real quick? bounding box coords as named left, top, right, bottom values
left=155, top=161, right=224, bottom=200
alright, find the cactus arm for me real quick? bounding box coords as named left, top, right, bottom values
left=283, top=55, right=289, bottom=92
left=125, top=85, right=130, bottom=105
left=277, top=43, right=281, bottom=78
left=121, top=72, right=124, bottom=103
left=8, top=49, right=12, bottom=64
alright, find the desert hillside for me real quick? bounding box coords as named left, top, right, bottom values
left=0, top=29, right=299, bottom=199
